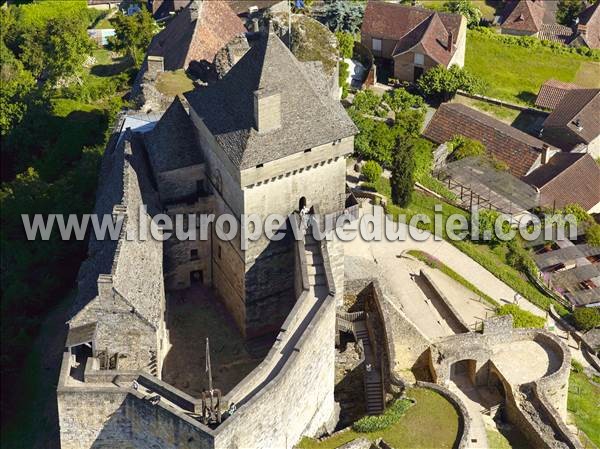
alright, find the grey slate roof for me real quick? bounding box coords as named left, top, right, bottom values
left=143, top=96, right=203, bottom=173
left=184, top=30, right=357, bottom=170
left=71, top=129, right=164, bottom=329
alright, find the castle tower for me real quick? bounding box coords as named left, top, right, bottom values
left=183, top=30, right=357, bottom=338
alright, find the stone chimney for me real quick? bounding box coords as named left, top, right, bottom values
left=578, top=24, right=588, bottom=37
left=447, top=31, right=453, bottom=52
left=541, top=144, right=552, bottom=164
left=252, top=17, right=260, bottom=33
left=147, top=56, right=164, bottom=77
left=254, top=88, right=281, bottom=133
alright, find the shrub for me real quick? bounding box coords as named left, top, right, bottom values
left=571, top=307, right=600, bottom=332
left=352, top=398, right=413, bottom=432
left=506, top=239, right=539, bottom=277
left=339, top=59, right=350, bottom=99
left=335, top=31, right=354, bottom=59
left=448, top=135, right=485, bottom=161
left=571, top=359, right=584, bottom=373
left=586, top=224, right=600, bottom=247
left=417, top=64, right=486, bottom=102
left=361, top=160, right=383, bottom=183
left=496, top=304, right=545, bottom=328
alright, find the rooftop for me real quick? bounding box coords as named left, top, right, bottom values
left=184, top=30, right=357, bottom=170
left=423, top=103, right=552, bottom=178
left=361, top=1, right=462, bottom=65
left=523, top=152, right=600, bottom=211
left=543, top=88, right=600, bottom=145
left=535, top=79, right=580, bottom=110
left=146, top=0, right=245, bottom=71
left=500, top=0, right=545, bottom=34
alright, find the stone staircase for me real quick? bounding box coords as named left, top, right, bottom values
left=336, top=312, right=385, bottom=415
left=304, top=233, right=327, bottom=287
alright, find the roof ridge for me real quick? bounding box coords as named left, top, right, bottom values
left=448, top=103, right=543, bottom=150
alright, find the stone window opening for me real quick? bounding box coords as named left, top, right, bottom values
left=190, top=249, right=199, bottom=261
left=218, top=245, right=222, bottom=259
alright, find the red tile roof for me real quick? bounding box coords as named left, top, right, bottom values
left=362, top=1, right=461, bottom=64
left=423, top=103, right=553, bottom=178
left=535, top=79, right=580, bottom=110
left=500, top=0, right=545, bottom=34
left=147, top=1, right=245, bottom=71
left=523, top=152, right=600, bottom=211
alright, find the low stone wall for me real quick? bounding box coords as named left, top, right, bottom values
left=415, top=381, right=471, bottom=449
left=429, top=323, right=580, bottom=449
left=420, top=269, right=470, bottom=333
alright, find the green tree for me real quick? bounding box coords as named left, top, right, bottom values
left=322, top=0, right=365, bottom=33
left=448, top=135, right=485, bottom=161
left=18, top=15, right=93, bottom=83
left=391, top=138, right=415, bottom=207
left=443, top=0, right=482, bottom=27
left=361, top=160, right=383, bottom=182
left=335, top=31, right=354, bottom=59
left=109, top=9, right=156, bottom=64
left=0, top=42, right=35, bottom=136
left=556, top=0, right=585, bottom=26
left=586, top=223, right=600, bottom=247
left=417, top=64, right=485, bottom=103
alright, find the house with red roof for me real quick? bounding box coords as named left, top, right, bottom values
left=571, top=1, right=600, bottom=49
left=360, top=1, right=467, bottom=82
left=500, top=0, right=545, bottom=36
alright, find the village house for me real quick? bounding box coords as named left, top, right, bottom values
left=500, top=0, right=545, bottom=37
left=523, top=152, right=600, bottom=213
left=571, top=1, right=600, bottom=49
left=540, top=87, right=600, bottom=157
left=360, top=0, right=466, bottom=82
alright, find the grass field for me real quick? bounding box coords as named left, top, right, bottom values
left=156, top=70, right=195, bottom=97
left=421, top=0, right=502, bottom=20
left=298, top=388, right=459, bottom=449
left=465, top=31, right=597, bottom=105
left=568, top=371, right=600, bottom=446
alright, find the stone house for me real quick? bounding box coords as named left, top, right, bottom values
left=499, top=0, right=545, bottom=37
left=360, top=1, right=467, bottom=82
left=540, top=88, right=600, bottom=157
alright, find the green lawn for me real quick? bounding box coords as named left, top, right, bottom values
left=465, top=31, right=592, bottom=105
left=155, top=70, right=195, bottom=97
left=452, top=96, right=521, bottom=123
left=420, top=1, right=502, bottom=20
left=298, top=388, right=459, bottom=449
left=568, top=371, right=600, bottom=446
left=363, top=177, right=568, bottom=315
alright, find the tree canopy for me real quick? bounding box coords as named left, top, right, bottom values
left=556, top=0, right=586, bottom=26
left=417, top=64, right=485, bottom=103
left=391, top=138, right=416, bottom=207
left=109, top=9, right=157, bottom=64
left=443, top=0, right=482, bottom=28
left=322, top=0, right=365, bottom=33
